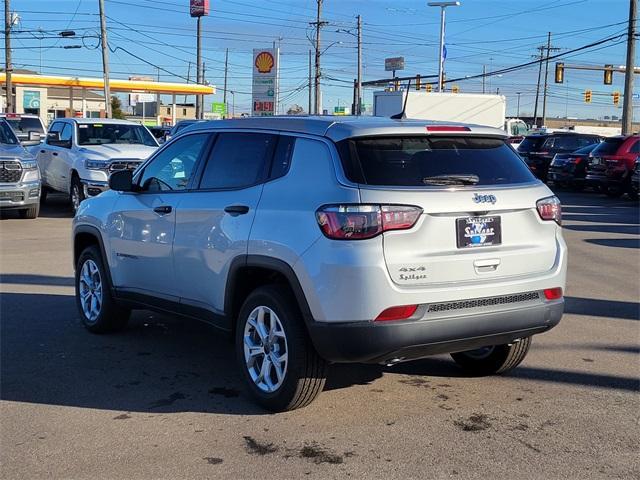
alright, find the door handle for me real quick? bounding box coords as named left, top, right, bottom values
left=153, top=205, right=173, bottom=215
left=474, top=258, right=500, bottom=273
left=224, top=205, right=250, bottom=216
left=52, top=152, right=58, bottom=156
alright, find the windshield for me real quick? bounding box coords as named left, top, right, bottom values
left=591, top=137, right=624, bottom=156
left=0, top=121, right=19, bottom=145
left=517, top=136, right=546, bottom=153
left=4, top=117, right=43, bottom=135
left=77, top=123, right=158, bottom=146
left=337, top=136, right=536, bottom=187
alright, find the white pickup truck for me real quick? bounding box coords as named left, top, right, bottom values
left=36, top=118, right=158, bottom=212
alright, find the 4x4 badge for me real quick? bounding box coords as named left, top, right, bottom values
left=473, top=193, right=497, bottom=204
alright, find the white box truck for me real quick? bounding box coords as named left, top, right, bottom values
left=373, top=91, right=528, bottom=138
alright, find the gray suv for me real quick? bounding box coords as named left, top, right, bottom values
left=72, top=117, right=567, bottom=411
left=0, top=119, right=41, bottom=218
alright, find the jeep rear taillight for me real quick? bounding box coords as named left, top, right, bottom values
left=536, top=196, right=562, bottom=225
left=316, top=204, right=422, bottom=240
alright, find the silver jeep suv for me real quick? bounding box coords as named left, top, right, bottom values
left=72, top=117, right=567, bottom=411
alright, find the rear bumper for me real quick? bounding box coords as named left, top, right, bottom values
left=548, top=170, right=581, bottom=183
left=309, top=300, right=563, bottom=364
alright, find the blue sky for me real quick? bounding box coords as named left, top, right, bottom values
left=8, top=0, right=637, bottom=119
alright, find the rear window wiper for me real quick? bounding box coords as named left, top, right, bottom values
left=422, top=174, right=480, bottom=186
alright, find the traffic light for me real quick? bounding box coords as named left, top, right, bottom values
left=604, top=64, right=614, bottom=85
left=613, top=91, right=620, bottom=106
left=426, top=84, right=433, bottom=92
left=555, top=62, right=564, bottom=83
left=451, top=85, right=460, bottom=93
left=584, top=90, right=592, bottom=103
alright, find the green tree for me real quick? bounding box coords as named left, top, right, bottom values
left=110, top=96, right=126, bottom=119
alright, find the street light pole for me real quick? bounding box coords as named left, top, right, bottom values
left=621, top=0, right=637, bottom=135
left=4, top=0, right=13, bottom=113
left=516, top=92, right=521, bottom=117
left=98, top=0, right=112, bottom=118
left=428, top=1, right=460, bottom=93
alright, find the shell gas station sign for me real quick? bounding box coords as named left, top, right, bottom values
left=252, top=48, right=279, bottom=116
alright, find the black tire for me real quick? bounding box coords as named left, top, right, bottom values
left=70, top=175, right=85, bottom=214
left=235, top=285, right=327, bottom=412
left=18, top=204, right=39, bottom=219
left=40, top=186, right=48, bottom=204
left=75, top=245, right=130, bottom=333
left=451, top=337, right=532, bottom=376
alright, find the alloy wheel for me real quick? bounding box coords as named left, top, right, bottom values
left=78, top=259, right=103, bottom=322
left=243, top=306, right=289, bottom=393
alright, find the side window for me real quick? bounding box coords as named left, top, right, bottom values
left=46, top=122, right=63, bottom=144
left=59, top=124, right=73, bottom=147
left=629, top=140, right=640, bottom=154
left=270, top=135, right=295, bottom=179
left=138, top=133, right=209, bottom=192
left=199, top=132, right=277, bottom=189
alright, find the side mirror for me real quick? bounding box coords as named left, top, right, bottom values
left=109, top=169, right=134, bottom=192
left=28, top=131, right=41, bottom=142
left=47, top=131, right=61, bottom=142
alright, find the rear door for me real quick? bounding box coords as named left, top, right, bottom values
left=341, top=135, right=560, bottom=286
left=173, top=131, right=278, bottom=315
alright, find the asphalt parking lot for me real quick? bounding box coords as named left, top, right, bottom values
left=1, top=191, right=639, bottom=479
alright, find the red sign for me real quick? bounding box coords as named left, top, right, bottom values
left=190, top=0, right=210, bottom=17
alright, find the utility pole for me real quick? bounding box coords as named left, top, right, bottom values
left=308, top=49, right=312, bottom=114
left=156, top=67, right=160, bottom=125
left=541, top=32, right=560, bottom=128
left=621, top=0, right=637, bottom=135
left=482, top=65, right=486, bottom=94
left=516, top=91, right=521, bottom=117
left=356, top=14, right=362, bottom=115
left=223, top=48, right=228, bottom=119
left=195, top=16, right=202, bottom=119
left=312, top=0, right=326, bottom=115
left=185, top=61, right=191, bottom=104
left=4, top=0, right=13, bottom=113
left=533, top=46, right=544, bottom=127
left=98, top=0, right=112, bottom=118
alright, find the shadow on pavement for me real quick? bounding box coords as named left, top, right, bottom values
left=584, top=238, right=640, bottom=249
left=0, top=273, right=75, bottom=287
left=565, top=296, right=639, bottom=321
left=2, top=291, right=639, bottom=415
left=563, top=224, right=640, bottom=235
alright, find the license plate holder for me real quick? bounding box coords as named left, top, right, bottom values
left=456, top=216, right=502, bottom=248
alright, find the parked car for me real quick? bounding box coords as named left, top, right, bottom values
left=585, top=135, right=640, bottom=197
left=517, top=132, right=601, bottom=181
left=547, top=143, right=599, bottom=190
left=148, top=125, right=171, bottom=143
left=36, top=118, right=158, bottom=213
left=72, top=116, right=567, bottom=411
left=167, top=119, right=206, bottom=140
left=0, top=113, right=46, bottom=146
left=629, top=156, right=639, bottom=200
left=0, top=119, right=41, bottom=218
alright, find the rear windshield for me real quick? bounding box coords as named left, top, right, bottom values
left=337, top=136, right=536, bottom=187
left=5, top=117, right=43, bottom=134
left=591, top=137, right=624, bottom=156
left=574, top=144, right=598, bottom=155
left=517, top=136, right=546, bottom=152
left=542, top=135, right=599, bottom=151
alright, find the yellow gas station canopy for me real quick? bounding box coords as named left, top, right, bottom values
left=0, top=72, right=215, bottom=95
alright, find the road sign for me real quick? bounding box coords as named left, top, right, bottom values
left=334, top=106, right=348, bottom=115
left=211, top=102, right=226, bottom=116
left=385, top=57, right=405, bottom=72
left=252, top=48, right=280, bottom=116
left=190, top=0, right=210, bottom=17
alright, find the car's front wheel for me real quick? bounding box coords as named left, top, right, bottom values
left=71, top=176, right=85, bottom=214
left=450, top=337, right=531, bottom=375
left=75, top=245, right=130, bottom=333
left=235, top=285, right=327, bottom=411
